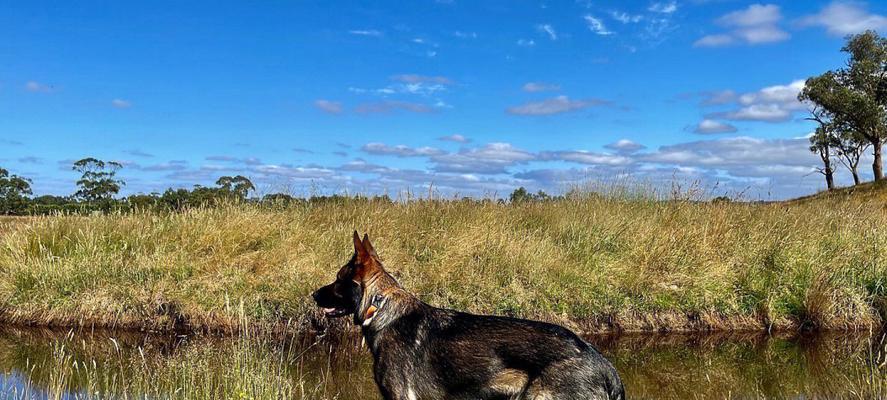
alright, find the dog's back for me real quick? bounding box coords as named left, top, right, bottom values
left=367, top=304, right=624, bottom=400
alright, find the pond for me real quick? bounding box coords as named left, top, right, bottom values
left=0, top=327, right=882, bottom=399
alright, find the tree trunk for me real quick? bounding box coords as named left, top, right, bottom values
left=823, top=157, right=835, bottom=190
left=873, top=142, right=883, bottom=181
left=851, top=166, right=861, bottom=185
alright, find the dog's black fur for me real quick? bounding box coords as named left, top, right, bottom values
left=313, top=232, right=625, bottom=400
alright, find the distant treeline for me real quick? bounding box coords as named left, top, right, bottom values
left=1, top=157, right=579, bottom=216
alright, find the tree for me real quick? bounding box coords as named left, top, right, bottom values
left=830, top=129, right=869, bottom=185
left=809, top=126, right=836, bottom=190
left=509, top=187, right=552, bottom=203
left=799, top=31, right=887, bottom=181
left=72, top=158, right=125, bottom=202
left=215, top=175, right=255, bottom=199
left=0, top=168, right=32, bottom=215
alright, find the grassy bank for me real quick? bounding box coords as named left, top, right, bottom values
left=0, top=190, right=884, bottom=333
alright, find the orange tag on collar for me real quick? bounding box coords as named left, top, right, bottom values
left=365, top=305, right=378, bottom=321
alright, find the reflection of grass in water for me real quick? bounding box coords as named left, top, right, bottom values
left=1, top=329, right=886, bottom=399
left=37, top=333, right=307, bottom=399
left=0, top=328, right=373, bottom=400
left=596, top=332, right=887, bottom=400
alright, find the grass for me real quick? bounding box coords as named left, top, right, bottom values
left=0, top=185, right=884, bottom=334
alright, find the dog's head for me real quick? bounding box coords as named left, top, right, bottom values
left=312, top=231, right=392, bottom=324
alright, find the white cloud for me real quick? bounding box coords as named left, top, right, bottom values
left=721, top=104, right=793, bottom=122
left=517, top=39, right=536, bottom=47
left=694, top=34, right=734, bottom=47
left=611, top=11, right=643, bottom=24
left=648, top=1, right=678, bottom=14
left=111, top=99, right=132, bottom=109
left=539, top=150, right=632, bottom=165
left=695, top=4, right=789, bottom=47
left=431, top=143, right=535, bottom=174
left=707, top=79, right=805, bottom=123
left=522, top=82, right=561, bottom=92
left=453, top=31, right=478, bottom=39
left=537, top=24, right=558, bottom=40
left=314, top=99, right=343, bottom=114
left=693, top=119, right=738, bottom=134
left=604, top=139, right=646, bottom=153
left=506, top=96, right=609, bottom=116
left=439, top=134, right=471, bottom=143
left=348, top=30, right=382, bottom=37
left=584, top=15, right=614, bottom=35
left=799, top=1, right=887, bottom=36
left=737, top=79, right=805, bottom=107
left=718, top=4, right=782, bottom=26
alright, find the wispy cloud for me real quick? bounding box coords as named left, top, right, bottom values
left=517, top=39, right=536, bottom=47
left=695, top=4, right=789, bottom=47
left=610, top=11, right=643, bottom=24
left=314, top=99, right=343, bottom=114
left=439, top=134, right=471, bottom=143
left=361, top=143, right=446, bottom=157
left=390, top=74, right=454, bottom=85
left=355, top=100, right=436, bottom=114
left=17, top=156, right=42, bottom=164
left=584, top=15, right=614, bottom=35
left=536, top=24, right=558, bottom=40
left=507, top=95, right=609, bottom=116
left=693, top=119, right=738, bottom=134
left=124, top=149, right=154, bottom=158
left=798, top=1, right=887, bottom=36
left=522, top=82, right=561, bottom=92
left=648, top=1, right=678, bottom=14
left=348, top=29, right=383, bottom=37
left=111, top=99, right=132, bottom=108
left=24, top=81, right=53, bottom=93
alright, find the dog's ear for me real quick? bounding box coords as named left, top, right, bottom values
left=353, top=230, right=368, bottom=259
left=362, top=234, right=379, bottom=259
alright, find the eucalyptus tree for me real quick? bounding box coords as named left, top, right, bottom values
left=72, top=158, right=125, bottom=202
left=799, top=31, right=887, bottom=181
left=0, top=167, right=32, bottom=214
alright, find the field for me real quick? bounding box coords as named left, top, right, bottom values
left=0, top=186, right=885, bottom=334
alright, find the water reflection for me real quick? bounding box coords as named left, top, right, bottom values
left=0, top=327, right=882, bottom=399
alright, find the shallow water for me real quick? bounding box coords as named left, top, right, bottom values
left=0, top=327, right=883, bottom=399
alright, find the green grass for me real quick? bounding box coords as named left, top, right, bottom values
left=0, top=189, right=884, bottom=333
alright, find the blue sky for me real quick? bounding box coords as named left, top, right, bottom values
left=2, top=1, right=886, bottom=199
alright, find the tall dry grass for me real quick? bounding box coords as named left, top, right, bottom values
left=0, top=190, right=884, bottom=333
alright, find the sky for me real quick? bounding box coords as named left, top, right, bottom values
left=2, top=1, right=886, bottom=200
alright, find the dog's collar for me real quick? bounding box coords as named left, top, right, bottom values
left=362, top=293, right=386, bottom=326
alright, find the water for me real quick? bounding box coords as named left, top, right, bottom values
left=0, top=327, right=882, bottom=399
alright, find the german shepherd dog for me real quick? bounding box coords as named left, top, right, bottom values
left=313, top=232, right=625, bottom=400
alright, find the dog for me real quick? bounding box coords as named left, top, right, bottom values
left=312, top=232, right=625, bottom=400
